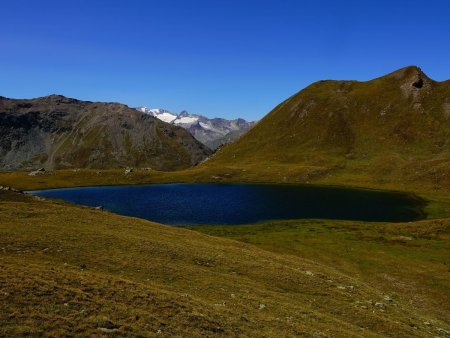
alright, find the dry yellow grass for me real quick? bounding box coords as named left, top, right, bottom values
left=1, top=190, right=449, bottom=336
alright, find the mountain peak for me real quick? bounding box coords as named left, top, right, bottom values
left=36, top=94, right=81, bottom=104
left=384, top=65, right=431, bottom=82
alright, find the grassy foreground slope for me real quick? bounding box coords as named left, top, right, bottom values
left=191, top=219, right=450, bottom=332
left=1, top=189, right=449, bottom=337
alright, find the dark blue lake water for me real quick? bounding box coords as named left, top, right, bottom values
left=29, top=184, right=426, bottom=225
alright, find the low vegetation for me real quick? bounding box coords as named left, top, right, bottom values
left=191, top=219, right=450, bottom=329
left=1, top=190, right=449, bottom=336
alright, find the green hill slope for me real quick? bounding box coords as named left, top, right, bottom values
left=205, top=66, right=450, bottom=190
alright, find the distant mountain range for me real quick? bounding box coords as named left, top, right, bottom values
left=0, top=95, right=211, bottom=171
left=136, top=107, right=256, bottom=150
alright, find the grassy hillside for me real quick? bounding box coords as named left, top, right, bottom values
left=1, top=189, right=449, bottom=337
left=203, top=66, right=450, bottom=192
left=191, top=219, right=450, bottom=330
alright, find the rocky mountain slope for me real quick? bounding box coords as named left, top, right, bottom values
left=0, top=95, right=212, bottom=171
left=205, top=66, right=450, bottom=189
left=137, top=107, right=255, bottom=150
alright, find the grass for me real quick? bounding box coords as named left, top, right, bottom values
left=190, top=219, right=450, bottom=323
left=1, top=190, right=450, bottom=337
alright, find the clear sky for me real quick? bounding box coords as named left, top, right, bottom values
left=1, top=0, right=450, bottom=120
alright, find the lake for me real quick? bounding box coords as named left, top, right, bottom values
left=29, top=184, right=426, bottom=225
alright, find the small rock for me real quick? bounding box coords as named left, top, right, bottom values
left=383, top=295, right=393, bottom=302
left=0, top=186, right=23, bottom=193
left=98, top=328, right=119, bottom=333
left=29, top=168, right=46, bottom=176
left=98, top=320, right=121, bottom=330
left=375, top=302, right=386, bottom=308
left=305, top=271, right=314, bottom=276
left=259, top=303, right=266, bottom=310
left=94, top=206, right=103, bottom=210
left=437, top=328, right=450, bottom=335
left=392, top=235, right=413, bottom=242
left=124, top=168, right=133, bottom=174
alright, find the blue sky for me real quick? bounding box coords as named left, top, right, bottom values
left=1, top=0, right=450, bottom=120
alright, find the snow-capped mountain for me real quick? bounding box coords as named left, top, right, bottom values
left=137, top=107, right=255, bottom=150
left=136, top=108, right=177, bottom=123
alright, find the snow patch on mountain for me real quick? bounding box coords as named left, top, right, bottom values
left=138, top=107, right=177, bottom=123
left=174, top=116, right=198, bottom=125
left=199, top=122, right=213, bottom=130
left=157, top=112, right=178, bottom=123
